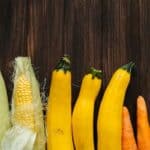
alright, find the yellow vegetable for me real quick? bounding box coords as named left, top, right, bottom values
left=97, top=62, right=135, bottom=150
left=1, top=57, right=45, bottom=150
left=46, top=56, right=74, bottom=150
left=14, top=57, right=45, bottom=150
left=72, top=67, right=102, bottom=150
left=14, top=74, right=35, bottom=131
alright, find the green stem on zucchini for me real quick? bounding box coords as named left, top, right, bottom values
left=88, top=67, right=103, bottom=79
left=121, top=62, right=135, bottom=73
left=55, top=55, right=71, bottom=73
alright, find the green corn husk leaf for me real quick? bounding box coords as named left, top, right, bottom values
left=0, top=71, right=10, bottom=142
left=1, top=57, right=46, bottom=150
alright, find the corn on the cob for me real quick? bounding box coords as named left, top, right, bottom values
left=14, top=57, right=46, bottom=150
left=1, top=57, right=45, bottom=150
left=14, top=74, right=35, bottom=131
left=0, top=71, right=10, bottom=142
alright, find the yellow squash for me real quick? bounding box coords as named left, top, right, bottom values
left=72, top=67, right=102, bottom=150
left=46, top=56, right=74, bottom=150
left=97, top=62, right=135, bottom=150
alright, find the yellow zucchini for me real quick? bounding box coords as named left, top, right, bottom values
left=46, top=56, right=74, bottom=150
left=72, top=67, right=102, bottom=150
left=97, top=62, right=135, bottom=150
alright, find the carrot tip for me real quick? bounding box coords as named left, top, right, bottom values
left=137, top=96, right=145, bottom=106
left=138, top=95, right=144, bottom=100
left=123, top=106, right=128, bottom=112
left=123, top=106, right=129, bottom=115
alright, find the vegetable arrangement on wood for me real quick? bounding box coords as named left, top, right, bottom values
left=0, top=55, right=149, bottom=150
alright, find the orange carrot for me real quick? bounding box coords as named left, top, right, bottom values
left=122, top=107, right=137, bottom=150
left=137, top=96, right=150, bottom=150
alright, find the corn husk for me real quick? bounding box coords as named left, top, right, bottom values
left=0, top=72, right=10, bottom=142
left=1, top=125, right=36, bottom=150
left=1, top=57, right=45, bottom=150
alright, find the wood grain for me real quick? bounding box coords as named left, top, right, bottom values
left=0, top=0, right=150, bottom=148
